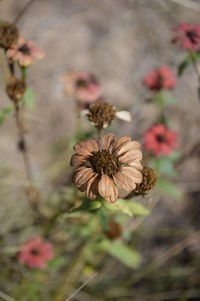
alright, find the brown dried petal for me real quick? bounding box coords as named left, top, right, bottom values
left=98, top=174, right=118, bottom=203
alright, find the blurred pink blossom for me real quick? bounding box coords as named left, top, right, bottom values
left=62, top=72, right=101, bottom=107
left=144, top=124, right=177, bottom=157
left=18, top=236, right=54, bottom=269
left=7, top=37, right=44, bottom=67
left=143, top=65, right=177, bottom=91
left=172, top=23, right=200, bottom=51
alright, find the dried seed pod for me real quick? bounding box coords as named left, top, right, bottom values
left=104, top=221, right=122, bottom=240
left=6, top=77, right=26, bottom=103
left=134, top=166, right=157, bottom=195
left=0, top=21, right=19, bottom=50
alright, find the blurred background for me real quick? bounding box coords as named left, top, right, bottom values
left=0, top=0, right=200, bottom=300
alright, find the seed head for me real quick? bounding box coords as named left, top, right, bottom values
left=0, top=21, right=19, bottom=50
left=104, top=221, right=122, bottom=240
left=6, top=77, right=26, bottom=103
left=135, top=166, right=157, bottom=195
left=87, top=101, right=116, bottom=129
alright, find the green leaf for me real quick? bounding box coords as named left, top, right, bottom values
left=104, top=198, right=133, bottom=217
left=97, top=209, right=109, bottom=231
left=128, top=201, right=150, bottom=216
left=158, top=177, right=182, bottom=200
left=177, top=57, right=191, bottom=76
left=24, top=88, right=35, bottom=109
left=151, top=157, right=177, bottom=178
left=49, top=256, right=65, bottom=268
left=0, top=104, right=13, bottom=126
left=100, top=240, right=141, bottom=269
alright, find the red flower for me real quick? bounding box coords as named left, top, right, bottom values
left=143, top=66, right=176, bottom=91
left=18, top=236, right=54, bottom=269
left=172, top=23, right=200, bottom=51
left=144, top=124, right=177, bottom=156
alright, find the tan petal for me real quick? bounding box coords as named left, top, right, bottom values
left=86, top=175, right=99, bottom=200
left=113, top=172, right=136, bottom=191
left=112, top=136, right=131, bottom=153
left=98, top=174, right=118, bottom=203
left=70, top=154, right=87, bottom=166
left=115, top=141, right=141, bottom=157
left=73, top=167, right=95, bottom=187
left=102, top=133, right=116, bottom=150
left=118, top=149, right=143, bottom=165
left=73, top=139, right=99, bottom=156
left=119, top=166, right=142, bottom=184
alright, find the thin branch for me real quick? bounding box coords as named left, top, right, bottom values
left=14, top=0, right=36, bottom=24
left=65, top=272, right=98, bottom=301
left=0, top=291, right=16, bottom=301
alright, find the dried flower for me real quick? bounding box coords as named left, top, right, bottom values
left=144, top=124, right=177, bottom=157
left=18, top=236, right=54, bottom=269
left=70, top=133, right=143, bottom=203
left=6, top=37, right=44, bottom=67
left=135, top=166, right=157, bottom=195
left=172, top=23, right=200, bottom=51
left=104, top=220, right=122, bottom=240
left=6, top=77, right=26, bottom=102
left=62, top=72, right=101, bottom=107
left=0, top=21, right=19, bottom=50
left=82, top=100, right=131, bottom=129
left=143, top=65, right=176, bottom=91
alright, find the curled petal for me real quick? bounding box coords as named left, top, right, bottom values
left=70, top=154, right=87, bottom=166
left=73, top=139, right=99, bottom=156
left=113, top=172, right=136, bottom=191
left=119, top=166, right=143, bottom=184
left=115, top=141, right=142, bottom=157
left=112, top=136, right=131, bottom=153
left=98, top=174, right=118, bottom=203
left=86, top=175, right=99, bottom=200
left=118, top=149, right=143, bottom=164
left=73, top=167, right=94, bottom=187
left=102, top=133, right=116, bottom=150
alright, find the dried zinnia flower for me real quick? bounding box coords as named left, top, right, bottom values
left=104, top=220, right=122, bottom=240
left=6, top=77, right=26, bottom=102
left=6, top=37, right=44, bottom=67
left=0, top=21, right=19, bottom=50
left=18, top=236, right=54, bottom=269
left=143, top=65, right=176, bottom=91
left=134, top=166, right=157, bottom=195
left=62, top=72, right=101, bottom=107
left=70, top=133, right=143, bottom=203
left=83, top=100, right=131, bottom=129
left=172, top=23, right=200, bottom=51
left=144, top=124, right=177, bottom=157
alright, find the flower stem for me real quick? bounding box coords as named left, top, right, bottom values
left=14, top=102, right=40, bottom=212
left=191, top=59, right=200, bottom=101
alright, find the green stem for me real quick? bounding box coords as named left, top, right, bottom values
left=21, top=66, right=27, bottom=82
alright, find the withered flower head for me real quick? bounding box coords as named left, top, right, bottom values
left=104, top=220, right=122, bottom=240
left=134, top=166, right=157, bottom=195
left=88, top=101, right=116, bottom=129
left=70, top=133, right=143, bottom=203
left=6, top=77, right=26, bottom=102
left=0, top=21, right=19, bottom=50
left=85, top=100, right=131, bottom=129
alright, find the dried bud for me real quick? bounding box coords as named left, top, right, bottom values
left=6, top=77, right=26, bottom=102
left=104, top=221, right=122, bottom=240
left=135, top=166, right=157, bottom=195
left=87, top=100, right=116, bottom=129
left=0, top=21, right=19, bottom=50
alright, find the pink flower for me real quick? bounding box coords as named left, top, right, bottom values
left=172, top=23, right=200, bottom=51
left=143, top=66, right=177, bottom=91
left=62, top=72, right=101, bottom=106
left=18, top=236, right=54, bottom=269
left=144, top=124, right=177, bottom=157
left=6, top=37, right=45, bottom=67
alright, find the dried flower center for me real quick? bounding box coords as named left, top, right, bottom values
left=156, top=134, right=165, bottom=143
left=30, top=248, right=40, bottom=256
left=156, top=74, right=164, bottom=89
left=76, top=78, right=88, bottom=88
left=186, top=30, right=199, bottom=44
left=88, top=101, right=116, bottom=129
left=89, top=149, right=119, bottom=176
left=19, top=43, right=31, bottom=55
left=0, top=22, right=19, bottom=49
